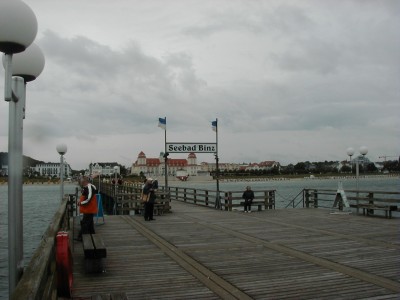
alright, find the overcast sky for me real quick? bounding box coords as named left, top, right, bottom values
left=1, top=0, right=399, bottom=170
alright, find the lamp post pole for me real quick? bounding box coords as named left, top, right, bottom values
left=8, top=77, right=25, bottom=291
left=347, top=146, right=368, bottom=214
left=346, top=147, right=355, bottom=175
left=215, top=118, right=220, bottom=210
left=360, top=146, right=368, bottom=175
left=1, top=2, right=44, bottom=294
left=57, top=144, right=67, bottom=202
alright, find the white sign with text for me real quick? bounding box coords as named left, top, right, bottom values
left=166, top=143, right=217, bottom=153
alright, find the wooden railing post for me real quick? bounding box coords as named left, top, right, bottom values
left=194, top=189, right=197, bottom=204
left=313, top=189, right=318, bottom=208
left=304, top=189, right=310, bottom=208
left=225, top=192, right=232, bottom=211
left=184, top=188, right=187, bottom=202
left=268, top=191, right=275, bottom=209
left=367, top=192, right=374, bottom=215
left=205, top=190, right=209, bottom=206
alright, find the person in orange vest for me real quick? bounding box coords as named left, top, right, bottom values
left=76, top=176, right=98, bottom=241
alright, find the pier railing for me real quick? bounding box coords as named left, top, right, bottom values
left=11, top=195, right=74, bottom=300
left=100, top=183, right=170, bottom=215
left=301, top=189, right=400, bottom=217
left=169, top=186, right=276, bottom=211
left=100, top=183, right=276, bottom=212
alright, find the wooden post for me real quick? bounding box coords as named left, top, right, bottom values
left=269, top=191, right=275, bottom=209
left=313, top=190, right=318, bottom=208
left=367, top=192, right=374, bottom=215
left=205, top=190, right=209, bottom=206
left=304, top=189, right=310, bottom=208
left=194, top=189, right=197, bottom=204
left=184, top=188, right=187, bottom=202
left=225, top=192, right=232, bottom=211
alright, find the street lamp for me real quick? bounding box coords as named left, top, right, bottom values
left=360, top=146, right=368, bottom=173
left=0, top=0, right=38, bottom=101
left=347, top=146, right=368, bottom=191
left=346, top=147, right=355, bottom=174
left=57, top=144, right=68, bottom=202
left=1, top=1, right=42, bottom=295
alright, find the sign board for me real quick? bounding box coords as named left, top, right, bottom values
left=166, top=143, right=217, bottom=153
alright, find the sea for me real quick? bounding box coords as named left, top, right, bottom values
left=0, top=176, right=399, bottom=298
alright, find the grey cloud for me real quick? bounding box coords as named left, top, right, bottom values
left=182, top=2, right=313, bottom=38
left=29, top=31, right=208, bottom=140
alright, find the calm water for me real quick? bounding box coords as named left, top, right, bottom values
left=0, top=183, right=77, bottom=299
left=0, top=177, right=398, bottom=298
left=172, top=176, right=400, bottom=208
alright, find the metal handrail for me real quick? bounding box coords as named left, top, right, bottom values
left=284, top=189, right=305, bottom=208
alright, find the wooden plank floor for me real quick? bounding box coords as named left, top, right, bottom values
left=71, top=202, right=400, bottom=299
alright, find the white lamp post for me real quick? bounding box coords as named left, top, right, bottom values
left=346, top=147, right=355, bottom=174
left=57, top=144, right=68, bottom=202
left=1, top=1, right=42, bottom=294
left=0, top=0, right=38, bottom=101
left=347, top=146, right=368, bottom=190
left=360, top=146, right=368, bottom=174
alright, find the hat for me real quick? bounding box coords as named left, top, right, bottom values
left=147, top=177, right=153, bottom=181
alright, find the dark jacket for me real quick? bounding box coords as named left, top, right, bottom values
left=242, top=190, right=254, bottom=201
left=143, top=182, right=156, bottom=204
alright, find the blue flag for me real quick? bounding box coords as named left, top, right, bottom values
left=158, top=117, right=166, bottom=130
left=211, top=120, right=217, bottom=132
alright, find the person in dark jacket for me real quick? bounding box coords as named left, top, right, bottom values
left=143, top=178, right=157, bottom=221
left=242, top=186, right=254, bottom=213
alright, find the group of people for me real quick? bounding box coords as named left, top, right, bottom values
left=75, top=175, right=254, bottom=240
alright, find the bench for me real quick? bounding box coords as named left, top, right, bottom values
left=82, top=234, right=107, bottom=273
left=351, top=204, right=397, bottom=219
left=240, top=201, right=264, bottom=211
left=131, top=199, right=170, bottom=216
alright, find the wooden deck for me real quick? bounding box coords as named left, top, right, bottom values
left=71, top=201, right=400, bottom=299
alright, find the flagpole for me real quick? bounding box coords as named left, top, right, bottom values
left=215, top=118, right=221, bottom=209
left=164, top=117, right=168, bottom=196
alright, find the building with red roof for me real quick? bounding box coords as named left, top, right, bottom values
left=131, top=151, right=198, bottom=177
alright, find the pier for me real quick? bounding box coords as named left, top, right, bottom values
left=11, top=186, right=400, bottom=299
left=71, top=201, right=400, bottom=299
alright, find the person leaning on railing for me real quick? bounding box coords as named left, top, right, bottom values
left=142, top=178, right=158, bottom=221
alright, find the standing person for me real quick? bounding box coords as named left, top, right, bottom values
left=77, top=177, right=98, bottom=241
left=242, top=186, right=254, bottom=213
left=142, top=178, right=156, bottom=221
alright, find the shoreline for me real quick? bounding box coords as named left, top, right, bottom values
left=0, top=174, right=398, bottom=186
left=219, top=174, right=399, bottom=183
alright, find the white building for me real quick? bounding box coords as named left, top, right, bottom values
left=88, top=162, right=120, bottom=177
left=131, top=151, right=199, bottom=177
left=33, top=162, right=72, bottom=178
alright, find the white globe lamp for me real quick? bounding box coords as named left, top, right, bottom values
left=0, top=0, right=38, bottom=54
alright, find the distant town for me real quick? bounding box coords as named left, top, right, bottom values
left=1, top=152, right=399, bottom=182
